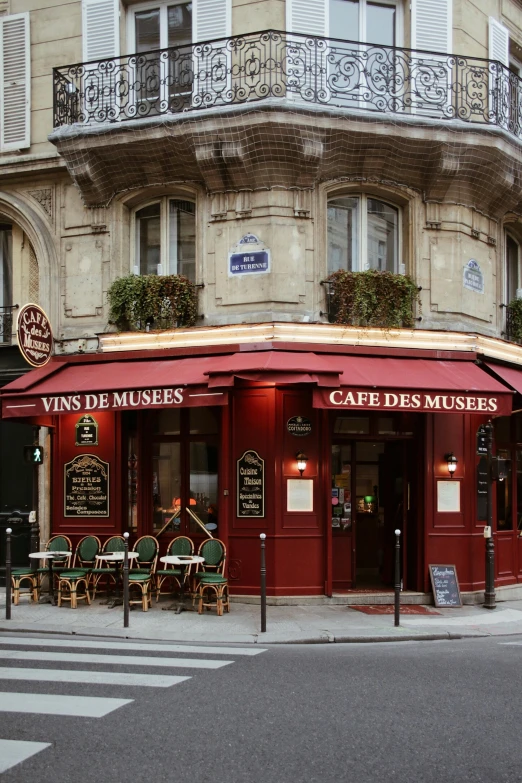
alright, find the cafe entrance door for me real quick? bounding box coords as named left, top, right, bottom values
left=330, top=413, right=420, bottom=591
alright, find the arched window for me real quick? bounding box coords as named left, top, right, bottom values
left=134, top=198, right=196, bottom=281
left=0, top=223, right=12, bottom=308
left=327, top=195, right=399, bottom=274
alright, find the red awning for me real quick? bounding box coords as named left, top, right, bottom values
left=312, top=356, right=512, bottom=415
left=484, top=362, right=522, bottom=397
left=0, top=350, right=341, bottom=418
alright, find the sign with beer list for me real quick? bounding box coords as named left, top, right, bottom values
left=237, top=450, right=265, bottom=517
left=64, top=454, right=109, bottom=517
left=16, top=303, right=53, bottom=368
left=428, top=564, right=462, bottom=607
left=313, top=388, right=511, bottom=415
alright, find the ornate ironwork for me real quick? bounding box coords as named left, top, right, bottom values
left=53, top=29, right=522, bottom=137
left=0, top=305, right=17, bottom=345
left=502, top=303, right=521, bottom=343
left=321, top=277, right=421, bottom=326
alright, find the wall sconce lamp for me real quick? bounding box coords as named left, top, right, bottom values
left=445, top=452, right=458, bottom=477
left=296, top=451, right=309, bottom=477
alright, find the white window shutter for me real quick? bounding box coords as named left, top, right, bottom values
left=82, top=0, right=119, bottom=62
left=489, top=17, right=509, bottom=66
left=286, top=0, right=327, bottom=37
left=0, top=13, right=30, bottom=152
left=193, top=0, right=231, bottom=42
left=411, top=0, right=452, bottom=53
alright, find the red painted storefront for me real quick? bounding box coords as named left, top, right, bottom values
left=3, top=342, right=522, bottom=598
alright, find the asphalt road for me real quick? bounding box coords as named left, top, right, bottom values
left=0, top=633, right=522, bottom=783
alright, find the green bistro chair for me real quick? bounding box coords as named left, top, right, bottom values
left=155, top=536, right=194, bottom=602
left=91, top=535, right=125, bottom=599
left=57, top=535, right=101, bottom=609
left=11, top=567, right=38, bottom=605
left=128, top=535, right=159, bottom=612
left=194, top=538, right=230, bottom=616
left=36, top=535, right=72, bottom=594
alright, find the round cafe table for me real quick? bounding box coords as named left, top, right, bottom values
left=160, top=555, right=204, bottom=614
left=29, top=551, right=72, bottom=606
left=97, top=551, right=139, bottom=608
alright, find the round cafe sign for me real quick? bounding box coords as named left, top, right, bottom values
left=17, top=303, right=53, bottom=367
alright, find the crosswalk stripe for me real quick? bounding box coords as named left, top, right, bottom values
left=0, top=739, right=51, bottom=774
left=0, top=650, right=233, bottom=669
left=0, top=692, right=132, bottom=717
left=0, top=636, right=266, bottom=656
left=0, top=667, right=190, bottom=688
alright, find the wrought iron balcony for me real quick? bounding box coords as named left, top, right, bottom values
left=53, top=29, right=522, bottom=137
left=501, top=302, right=522, bottom=344
left=0, top=305, right=17, bottom=345
left=321, top=273, right=421, bottom=328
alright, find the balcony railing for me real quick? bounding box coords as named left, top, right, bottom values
left=321, top=272, right=421, bottom=328
left=53, top=29, right=522, bottom=138
left=0, top=305, right=18, bottom=345
left=502, top=302, right=522, bottom=344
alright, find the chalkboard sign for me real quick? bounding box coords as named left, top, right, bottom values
left=237, top=450, right=265, bottom=517
left=429, top=564, right=462, bottom=607
left=64, top=454, right=109, bottom=517
left=476, top=456, right=488, bottom=522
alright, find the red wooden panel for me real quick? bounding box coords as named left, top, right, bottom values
left=496, top=532, right=516, bottom=583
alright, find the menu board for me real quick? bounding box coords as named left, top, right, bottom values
left=429, top=564, right=462, bottom=607
left=64, top=454, right=109, bottom=517
left=237, top=450, right=265, bottom=517
left=476, top=457, right=488, bottom=522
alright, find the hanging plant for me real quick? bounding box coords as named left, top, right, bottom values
left=507, top=297, right=522, bottom=342
left=326, top=269, right=421, bottom=329
left=107, top=274, right=198, bottom=331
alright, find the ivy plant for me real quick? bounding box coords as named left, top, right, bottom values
left=107, top=274, right=198, bottom=331
left=326, top=269, right=421, bottom=329
left=507, top=297, right=522, bottom=342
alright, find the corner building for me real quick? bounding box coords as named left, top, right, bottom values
left=3, top=0, right=522, bottom=600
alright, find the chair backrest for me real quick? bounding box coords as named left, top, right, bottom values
left=133, top=535, right=159, bottom=569
left=198, top=538, right=226, bottom=575
left=102, top=536, right=125, bottom=553
left=168, top=536, right=194, bottom=557
left=46, top=535, right=72, bottom=567
left=75, top=535, right=101, bottom=567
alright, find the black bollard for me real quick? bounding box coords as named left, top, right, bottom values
left=484, top=530, right=496, bottom=609
left=260, top=533, right=266, bottom=633
left=123, top=532, right=130, bottom=628
left=5, top=527, right=12, bottom=620
left=394, top=529, right=401, bottom=627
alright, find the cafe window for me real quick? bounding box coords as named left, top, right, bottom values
left=134, top=198, right=196, bottom=282
left=0, top=224, right=12, bottom=309
left=496, top=447, right=513, bottom=531
left=151, top=407, right=219, bottom=536
left=327, top=195, right=400, bottom=275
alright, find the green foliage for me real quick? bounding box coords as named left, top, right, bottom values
left=326, top=269, right=421, bottom=329
left=107, top=274, right=198, bottom=331
left=507, top=297, right=522, bottom=342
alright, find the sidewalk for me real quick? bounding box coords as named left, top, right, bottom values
left=2, top=592, right=522, bottom=644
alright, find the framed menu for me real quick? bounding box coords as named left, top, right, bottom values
left=437, top=480, right=460, bottom=513
left=287, top=479, right=313, bottom=512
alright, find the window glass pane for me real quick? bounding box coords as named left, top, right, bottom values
left=327, top=197, right=359, bottom=274
left=188, top=442, right=218, bottom=534
left=506, top=234, right=519, bottom=303
left=329, top=0, right=359, bottom=40
left=496, top=448, right=513, bottom=531
left=167, top=2, right=192, bottom=47
left=153, top=409, right=181, bottom=435
left=378, top=417, right=396, bottom=434
left=152, top=442, right=181, bottom=533
left=494, top=416, right=511, bottom=445
left=190, top=407, right=218, bottom=434
left=334, top=416, right=369, bottom=434
left=367, top=3, right=395, bottom=46
left=367, top=199, right=398, bottom=272
left=168, top=200, right=195, bottom=280
left=356, top=441, right=385, bottom=462
left=136, top=203, right=161, bottom=275
left=135, top=8, right=161, bottom=52
left=0, top=227, right=12, bottom=308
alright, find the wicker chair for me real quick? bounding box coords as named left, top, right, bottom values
left=57, top=535, right=101, bottom=609
left=36, top=535, right=72, bottom=594
left=11, top=567, right=38, bottom=605
left=155, top=536, right=194, bottom=602
left=128, top=535, right=159, bottom=611
left=194, top=538, right=229, bottom=616
left=91, top=535, right=125, bottom=599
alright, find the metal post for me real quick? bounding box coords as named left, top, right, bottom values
left=260, top=533, right=266, bottom=633
left=484, top=421, right=496, bottom=609
left=123, top=532, right=129, bottom=628
left=394, top=529, right=401, bottom=627
left=5, top=528, right=12, bottom=620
